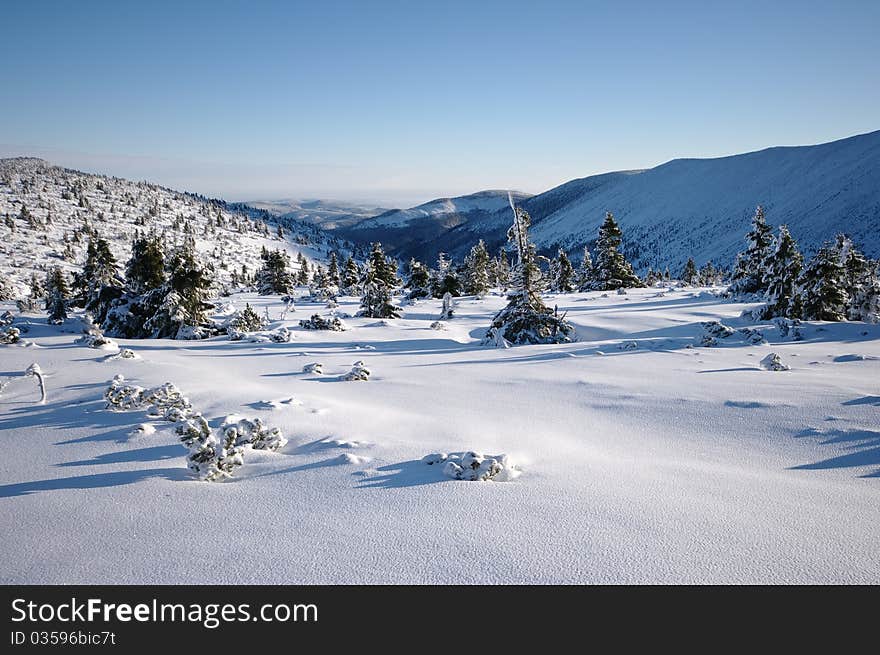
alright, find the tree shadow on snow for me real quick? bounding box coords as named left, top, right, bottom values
left=355, top=460, right=447, bottom=489
left=0, top=467, right=188, bottom=498
left=791, top=427, right=880, bottom=478
left=56, top=444, right=182, bottom=467
left=842, top=396, right=880, bottom=407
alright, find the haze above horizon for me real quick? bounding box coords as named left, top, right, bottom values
left=1, top=1, right=878, bottom=207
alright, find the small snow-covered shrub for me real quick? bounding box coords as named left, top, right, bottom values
left=0, top=326, right=21, bottom=344
left=616, top=288, right=627, bottom=295
left=425, top=451, right=519, bottom=482
left=429, top=320, right=446, bottom=330
left=186, top=430, right=246, bottom=482
left=303, top=362, right=323, bottom=374
left=0, top=310, right=14, bottom=327
left=221, top=417, right=287, bottom=452
left=78, top=333, right=119, bottom=350
left=760, top=352, right=790, bottom=371
left=618, top=340, right=638, bottom=351
left=269, top=326, right=291, bottom=342
left=227, top=303, right=267, bottom=334
left=342, top=360, right=370, bottom=381
left=144, top=382, right=193, bottom=420
left=176, top=414, right=211, bottom=448
left=184, top=416, right=286, bottom=481
left=739, top=327, right=767, bottom=345
left=104, top=375, right=145, bottom=410
left=299, top=313, right=346, bottom=331
left=774, top=317, right=804, bottom=341
left=105, top=348, right=140, bottom=361
left=700, top=321, right=735, bottom=346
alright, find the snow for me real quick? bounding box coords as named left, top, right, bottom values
left=1, top=286, right=878, bottom=583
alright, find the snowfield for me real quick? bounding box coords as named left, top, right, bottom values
left=1, top=287, right=878, bottom=584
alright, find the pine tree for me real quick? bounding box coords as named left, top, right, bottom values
left=681, top=257, right=698, bottom=285
left=295, top=253, right=311, bottom=285
left=484, top=194, right=574, bottom=345
left=848, top=260, right=880, bottom=323
left=358, top=281, right=401, bottom=319
left=762, top=225, right=803, bottom=318
left=257, top=250, right=295, bottom=295
left=550, top=248, right=575, bottom=293
left=143, top=244, right=214, bottom=338
left=577, top=247, right=595, bottom=291
left=364, top=242, right=399, bottom=288
left=592, top=212, right=642, bottom=290
left=799, top=243, right=848, bottom=321
left=341, top=256, right=360, bottom=295
left=76, top=238, right=123, bottom=321
left=404, top=258, right=431, bottom=299
left=126, top=233, right=165, bottom=293
left=494, top=249, right=511, bottom=291
left=327, top=252, right=340, bottom=288
left=430, top=253, right=462, bottom=298
left=730, top=205, right=774, bottom=295
left=44, top=266, right=69, bottom=324
left=463, top=240, right=491, bottom=296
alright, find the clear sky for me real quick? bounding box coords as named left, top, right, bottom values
left=1, top=0, right=877, bottom=206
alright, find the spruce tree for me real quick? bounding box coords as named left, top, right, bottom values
left=592, top=212, right=641, bottom=290
left=494, top=250, right=511, bottom=291
left=341, top=256, right=360, bottom=295
left=364, top=242, right=398, bottom=288
left=762, top=225, right=803, bottom=318
left=44, top=266, right=70, bottom=324
left=464, top=240, right=491, bottom=296
left=577, top=247, right=595, bottom=291
left=144, top=245, right=213, bottom=338
left=552, top=248, right=575, bottom=293
left=358, top=281, right=401, bottom=319
left=484, top=195, right=574, bottom=345
left=126, top=233, right=165, bottom=294
left=799, top=243, right=848, bottom=321
left=404, top=258, right=431, bottom=299
left=295, top=254, right=311, bottom=285
left=256, top=250, right=295, bottom=295
left=327, top=252, right=340, bottom=288
left=681, top=257, right=698, bottom=285
left=430, top=253, right=462, bottom=298
left=730, top=205, right=774, bottom=295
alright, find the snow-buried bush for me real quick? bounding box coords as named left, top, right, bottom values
left=699, top=321, right=735, bottom=346
left=342, top=361, right=370, bottom=381
left=181, top=416, right=287, bottom=481
left=760, top=352, right=790, bottom=371
left=422, top=451, right=520, bottom=482
left=1, top=326, right=21, bottom=344
left=103, top=375, right=193, bottom=420
left=299, top=313, right=346, bottom=331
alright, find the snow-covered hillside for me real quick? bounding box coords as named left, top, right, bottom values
left=334, top=190, right=533, bottom=260
left=245, top=198, right=389, bottom=230
left=340, top=131, right=880, bottom=270
left=0, top=158, right=350, bottom=297
left=1, top=287, right=878, bottom=583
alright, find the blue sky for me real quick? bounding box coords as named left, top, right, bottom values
left=1, top=0, right=877, bottom=206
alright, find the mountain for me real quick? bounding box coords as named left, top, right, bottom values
left=245, top=198, right=389, bottom=230
left=0, top=158, right=351, bottom=298
left=339, top=131, right=880, bottom=271
left=334, top=190, right=533, bottom=262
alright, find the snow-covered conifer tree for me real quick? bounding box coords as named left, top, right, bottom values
left=730, top=205, right=774, bottom=295
left=552, top=248, right=575, bottom=293
left=463, top=240, right=491, bottom=296
left=404, top=258, right=431, bottom=299
left=762, top=225, right=803, bottom=318
left=799, top=243, right=848, bottom=321
left=341, top=256, right=360, bottom=295
left=681, top=257, right=698, bottom=286
left=44, top=266, right=69, bottom=324
left=577, top=246, right=595, bottom=291
left=484, top=194, right=574, bottom=345
left=592, top=212, right=641, bottom=290
left=257, top=249, right=295, bottom=295
left=430, top=252, right=462, bottom=298
left=358, top=281, right=401, bottom=319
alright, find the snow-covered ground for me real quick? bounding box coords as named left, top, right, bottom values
left=1, top=287, right=878, bottom=583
